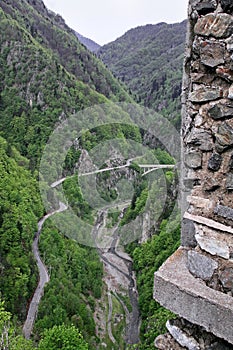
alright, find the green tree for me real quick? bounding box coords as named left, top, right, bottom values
left=10, top=336, right=35, bottom=350
left=0, top=301, right=11, bottom=349
left=38, top=324, right=88, bottom=350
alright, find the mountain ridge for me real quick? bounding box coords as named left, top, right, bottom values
left=98, top=20, right=187, bottom=126
left=75, top=32, right=100, bottom=53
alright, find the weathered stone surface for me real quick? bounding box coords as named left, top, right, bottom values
left=203, top=177, right=220, bottom=191
left=182, top=218, right=197, bottom=248
left=194, top=114, right=203, bottom=127
left=195, top=234, right=230, bottom=259
left=166, top=320, right=200, bottom=350
left=200, top=41, right=225, bottom=67
left=156, top=1, right=233, bottom=346
left=226, top=35, right=233, bottom=52
left=154, top=248, right=233, bottom=345
left=184, top=212, right=233, bottom=234
left=195, top=225, right=233, bottom=259
left=187, top=250, right=218, bottom=280
left=191, top=72, right=215, bottom=85
left=183, top=178, right=201, bottom=190
left=207, top=101, right=233, bottom=120
left=207, top=342, right=233, bottom=350
left=208, top=153, right=222, bottom=171
left=229, top=154, right=233, bottom=169
left=216, top=67, right=233, bottom=82
left=170, top=318, right=233, bottom=350
left=183, top=212, right=233, bottom=235
left=194, top=1, right=217, bottom=15
left=184, top=152, right=202, bottom=169
left=226, top=173, right=233, bottom=190
left=219, top=267, right=233, bottom=290
left=215, top=122, right=233, bottom=152
left=187, top=196, right=214, bottom=210
left=214, top=204, right=233, bottom=220
left=186, top=128, right=213, bottom=151
left=154, top=333, right=185, bottom=350
left=189, top=87, right=221, bottom=103
left=228, top=85, right=233, bottom=100
left=194, top=13, right=233, bottom=39
left=220, top=0, right=233, bottom=14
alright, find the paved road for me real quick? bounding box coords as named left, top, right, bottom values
left=23, top=201, right=67, bottom=339
left=24, top=156, right=170, bottom=340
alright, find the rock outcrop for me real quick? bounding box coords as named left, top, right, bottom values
left=154, top=1, right=233, bottom=348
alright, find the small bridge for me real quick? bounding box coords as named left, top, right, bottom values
left=50, top=162, right=175, bottom=187
left=138, top=164, right=175, bottom=176
left=78, top=162, right=175, bottom=177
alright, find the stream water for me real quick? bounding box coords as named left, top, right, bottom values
left=93, top=209, right=140, bottom=346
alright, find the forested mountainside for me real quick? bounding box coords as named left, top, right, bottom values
left=0, top=0, right=130, bottom=101
left=0, top=0, right=181, bottom=349
left=0, top=0, right=133, bottom=168
left=98, top=21, right=187, bottom=126
left=76, top=32, right=100, bottom=53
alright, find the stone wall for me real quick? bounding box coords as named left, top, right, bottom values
left=154, top=1, right=233, bottom=348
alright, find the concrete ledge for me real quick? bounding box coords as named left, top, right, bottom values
left=154, top=247, right=233, bottom=345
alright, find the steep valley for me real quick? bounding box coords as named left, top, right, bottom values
left=0, top=0, right=183, bottom=349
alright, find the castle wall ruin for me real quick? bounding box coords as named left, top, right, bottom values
left=154, top=1, right=233, bottom=348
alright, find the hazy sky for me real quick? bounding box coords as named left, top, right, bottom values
left=43, top=0, right=189, bottom=45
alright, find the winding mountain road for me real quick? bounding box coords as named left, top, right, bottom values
left=23, top=155, right=158, bottom=341
left=23, top=201, right=67, bottom=339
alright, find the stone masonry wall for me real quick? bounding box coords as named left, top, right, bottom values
left=154, top=1, right=233, bottom=349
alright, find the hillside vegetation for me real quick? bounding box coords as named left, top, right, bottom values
left=0, top=0, right=183, bottom=348
left=98, top=21, right=187, bottom=126
left=0, top=0, right=133, bottom=348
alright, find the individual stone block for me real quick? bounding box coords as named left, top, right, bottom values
left=183, top=178, right=201, bottom=190
left=194, top=13, right=233, bottom=39
left=200, top=41, right=225, bottom=68
left=219, top=267, right=233, bottom=291
left=166, top=320, right=200, bottom=350
left=186, top=128, right=213, bottom=151
left=216, top=67, right=233, bottom=82
left=184, top=152, right=202, bottom=169
left=215, top=122, right=233, bottom=153
left=195, top=234, right=230, bottom=259
left=184, top=212, right=233, bottom=234
left=189, top=87, right=221, bottom=103
left=220, top=0, right=233, bottom=14
left=226, top=35, right=233, bottom=52
left=203, top=177, right=220, bottom=191
left=195, top=225, right=233, bottom=259
left=182, top=218, right=197, bottom=248
left=154, top=248, right=233, bottom=345
left=228, top=85, right=233, bottom=99
left=187, top=250, right=218, bottom=281
left=195, top=1, right=217, bottom=16
left=214, top=204, right=233, bottom=220
left=154, top=333, right=185, bottom=350
left=187, top=196, right=214, bottom=210
left=207, top=101, right=233, bottom=120
left=226, top=173, right=233, bottom=190
left=208, top=153, right=222, bottom=171
left=228, top=154, right=233, bottom=169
